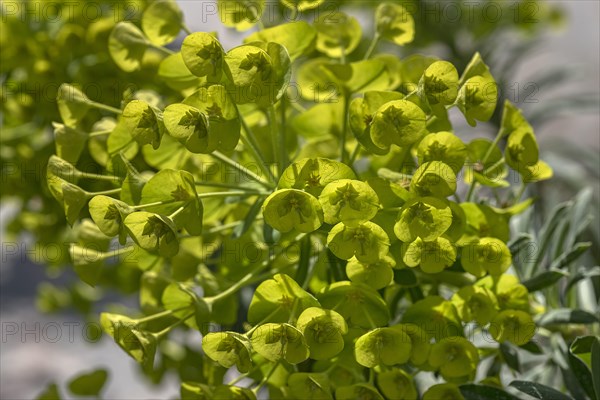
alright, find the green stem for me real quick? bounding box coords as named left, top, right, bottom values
left=155, top=312, right=195, bottom=338
left=195, top=181, right=260, bottom=191
left=88, top=101, right=122, bottom=115
left=88, top=129, right=112, bottom=138
left=481, top=129, right=504, bottom=166
left=363, top=34, right=380, bottom=60
left=149, top=43, right=175, bottom=56
left=349, top=143, right=361, bottom=164
left=340, top=96, right=350, bottom=163
left=465, top=181, right=478, bottom=202
left=211, top=151, right=274, bottom=189
left=197, top=190, right=269, bottom=198
left=131, top=199, right=180, bottom=210
left=104, top=245, right=136, bottom=259
left=168, top=205, right=187, bottom=219
left=182, top=23, right=192, bottom=35
left=267, top=105, right=286, bottom=177
left=208, top=234, right=306, bottom=303
left=86, top=188, right=121, bottom=197
left=135, top=306, right=191, bottom=325
left=237, top=106, right=276, bottom=182
left=245, top=305, right=284, bottom=337
left=514, top=182, right=527, bottom=203
left=78, top=172, right=121, bottom=182
left=252, top=360, right=280, bottom=394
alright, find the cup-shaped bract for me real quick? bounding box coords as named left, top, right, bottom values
left=403, top=236, right=457, bottom=274
left=327, top=221, right=390, bottom=263
left=139, top=169, right=203, bottom=236
left=451, top=285, right=498, bottom=325
left=262, top=189, right=324, bottom=233
left=124, top=212, right=179, bottom=257
left=89, top=195, right=133, bottom=244
left=375, top=2, right=415, bottom=46
left=163, top=103, right=214, bottom=153
left=461, top=237, right=512, bottom=277
left=391, top=323, right=431, bottom=366
left=224, top=42, right=291, bottom=106
left=287, top=372, right=332, bottom=400
left=250, top=323, right=309, bottom=364
left=335, top=384, right=384, bottom=400
left=57, top=83, right=91, bottom=128
left=202, top=331, right=252, bottom=373
left=181, top=32, right=224, bottom=82
left=100, top=313, right=157, bottom=369
left=346, top=255, right=395, bottom=290
left=349, top=91, right=404, bottom=156
left=475, top=274, right=530, bottom=311
left=456, top=53, right=498, bottom=127
left=394, top=197, right=453, bottom=243
left=244, top=21, right=317, bottom=62
left=108, top=22, right=150, bottom=72
left=417, top=131, right=467, bottom=174
left=121, top=100, right=163, bottom=149
left=141, top=0, right=184, bottom=46
left=428, top=336, right=479, bottom=381
left=402, top=296, right=464, bottom=341
left=278, top=158, right=356, bottom=197
left=317, top=281, right=390, bottom=328
left=410, top=161, right=457, bottom=198
left=489, top=309, right=535, bottom=346
left=370, top=100, right=427, bottom=150
left=247, top=273, right=320, bottom=325
left=182, top=85, right=241, bottom=152
left=314, top=12, right=361, bottom=58
left=296, top=307, right=348, bottom=360
left=419, top=61, right=459, bottom=106
left=52, top=122, right=87, bottom=164
left=505, top=127, right=539, bottom=172
left=319, top=179, right=380, bottom=226
left=47, top=175, right=88, bottom=226
left=377, top=369, right=418, bottom=400
left=354, top=327, right=412, bottom=367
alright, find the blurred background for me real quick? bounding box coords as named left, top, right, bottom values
left=1, top=0, right=598, bottom=398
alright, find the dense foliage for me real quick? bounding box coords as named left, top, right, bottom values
left=3, top=0, right=597, bottom=399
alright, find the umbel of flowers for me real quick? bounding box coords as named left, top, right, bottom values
left=47, top=1, right=556, bottom=398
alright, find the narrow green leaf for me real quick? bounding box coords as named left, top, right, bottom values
left=509, top=380, right=573, bottom=400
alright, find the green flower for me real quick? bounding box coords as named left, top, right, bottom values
left=403, top=236, right=457, bottom=274
left=428, top=337, right=479, bottom=381
left=451, top=286, right=498, bottom=325
left=250, top=323, right=309, bottom=364
left=278, top=158, right=355, bottom=197
left=489, top=309, right=535, bottom=345
left=410, top=161, right=457, bottom=198
left=327, top=221, right=390, bottom=263
left=475, top=274, right=530, bottom=311
left=402, top=296, right=463, bottom=341
left=377, top=369, right=417, bottom=400
left=262, top=189, right=324, bottom=233
left=354, top=327, right=412, bottom=367
left=202, top=331, right=252, bottom=373
left=417, top=131, right=467, bottom=173
left=394, top=197, right=453, bottom=243
left=391, top=323, right=431, bottom=366
left=296, top=307, right=348, bottom=360
left=461, top=237, right=512, bottom=277
left=346, top=255, right=395, bottom=290
left=319, top=179, right=380, bottom=226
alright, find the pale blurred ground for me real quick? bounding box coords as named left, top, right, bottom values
left=1, top=1, right=598, bottom=399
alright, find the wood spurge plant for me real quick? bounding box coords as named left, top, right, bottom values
left=27, top=0, right=598, bottom=399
